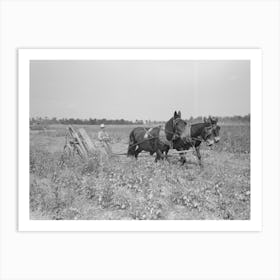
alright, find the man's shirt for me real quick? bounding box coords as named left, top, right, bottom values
left=98, top=130, right=110, bottom=142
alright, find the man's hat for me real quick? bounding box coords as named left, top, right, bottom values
left=100, top=124, right=105, bottom=128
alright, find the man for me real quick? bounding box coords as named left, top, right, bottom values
left=98, top=124, right=112, bottom=155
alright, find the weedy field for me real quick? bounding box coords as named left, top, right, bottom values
left=30, top=123, right=250, bottom=220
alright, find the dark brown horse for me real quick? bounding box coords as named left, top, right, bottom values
left=127, top=126, right=169, bottom=161
left=166, top=116, right=220, bottom=166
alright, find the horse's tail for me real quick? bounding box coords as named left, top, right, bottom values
left=127, top=130, right=137, bottom=156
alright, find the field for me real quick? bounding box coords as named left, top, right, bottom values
left=30, top=123, right=250, bottom=220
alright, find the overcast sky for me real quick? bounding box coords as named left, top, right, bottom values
left=30, top=60, right=250, bottom=121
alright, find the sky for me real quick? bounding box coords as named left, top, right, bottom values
left=30, top=60, right=250, bottom=121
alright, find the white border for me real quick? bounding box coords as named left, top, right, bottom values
left=18, top=48, right=262, bottom=231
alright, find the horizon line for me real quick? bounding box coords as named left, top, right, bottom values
left=30, top=113, right=250, bottom=121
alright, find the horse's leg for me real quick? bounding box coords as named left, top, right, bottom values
left=195, top=146, right=202, bottom=166
left=179, top=152, right=186, bottom=165
left=134, top=149, right=139, bottom=159
left=165, top=147, right=170, bottom=159
left=165, top=148, right=171, bottom=162
left=134, top=147, right=142, bottom=159
left=127, top=143, right=137, bottom=156
left=155, top=149, right=164, bottom=162
left=127, top=132, right=137, bottom=157
left=161, top=146, right=170, bottom=161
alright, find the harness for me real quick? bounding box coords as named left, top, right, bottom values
left=144, top=127, right=154, bottom=139
left=143, top=127, right=173, bottom=148
left=159, top=129, right=173, bottom=149
left=182, top=123, right=191, bottom=140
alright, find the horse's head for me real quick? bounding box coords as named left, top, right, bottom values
left=202, top=116, right=221, bottom=146
left=173, top=117, right=187, bottom=139
left=172, top=111, right=187, bottom=139
left=165, top=111, right=186, bottom=141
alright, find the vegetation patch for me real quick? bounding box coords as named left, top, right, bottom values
left=30, top=124, right=250, bottom=220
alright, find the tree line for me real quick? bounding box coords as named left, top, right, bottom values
left=30, top=117, right=139, bottom=126
left=30, top=115, right=250, bottom=126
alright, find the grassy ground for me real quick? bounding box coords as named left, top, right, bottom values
left=30, top=123, right=250, bottom=220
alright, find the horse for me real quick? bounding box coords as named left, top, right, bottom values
left=127, top=126, right=169, bottom=161
left=165, top=115, right=220, bottom=166
left=127, top=111, right=187, bottom=162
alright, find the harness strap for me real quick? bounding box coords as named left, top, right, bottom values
left=182, top=123, right=191, bottom=140
left=159, top=129, right=173, bottom=148
left=144, top=127, right=153, bottom=139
